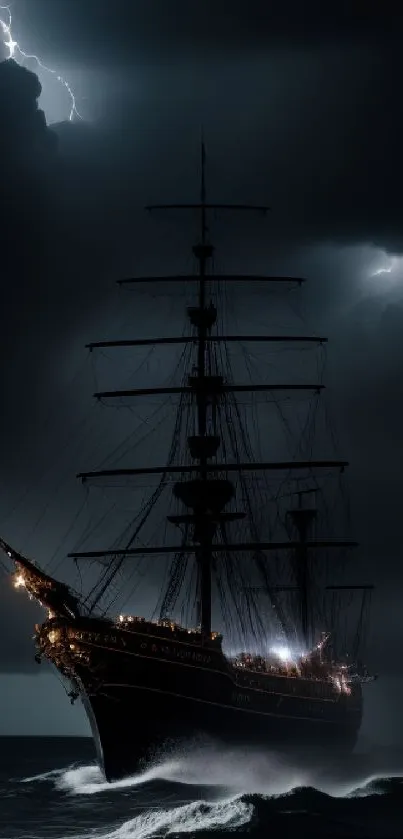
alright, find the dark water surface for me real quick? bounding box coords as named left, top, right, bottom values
left=1, top=736, right=403, bottom=838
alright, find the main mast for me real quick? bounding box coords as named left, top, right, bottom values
left=174, top=141, right=235, bottom=640
left=171, top=143, right=268, bottom=640
left=192, top=141, right=213, bottom=638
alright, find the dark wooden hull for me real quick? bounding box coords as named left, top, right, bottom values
left=82, top=682, right=361, bottom=782
left=39, top=618, right=363, bottom=782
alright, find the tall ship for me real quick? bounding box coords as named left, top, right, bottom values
left=1, top=146, right=374, bottom=781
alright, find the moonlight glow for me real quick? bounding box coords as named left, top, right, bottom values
left=0, top=4, right=81, bottom=122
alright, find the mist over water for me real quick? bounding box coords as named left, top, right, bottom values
left=10, top=738, right=403, bottom=839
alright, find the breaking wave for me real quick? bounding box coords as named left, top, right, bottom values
left=17, top=742, right=403, bottom=839
left=75, top=798, right=252, bottom=839
left=53, top=742, right=403, bottom=799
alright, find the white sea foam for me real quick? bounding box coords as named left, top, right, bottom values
left=73, top=797, right=252, bottom=839
left=54, top=741, right=403, bottom=800
left=57, top=759, right=187, bottom=795
left=19, top=765, right=71, bottom=783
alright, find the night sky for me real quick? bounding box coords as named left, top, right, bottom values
left=0, top=0, right=402, bottom=743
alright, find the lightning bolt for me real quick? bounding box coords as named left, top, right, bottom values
left=0, top=4, right=82, bottom=122
left=373, top=266, right=393, bottom=276
left=372, top=257, right=397, bottom=276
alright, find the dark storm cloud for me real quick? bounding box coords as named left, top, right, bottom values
left=0, top=59, right=58, bottom=430
left=18, top=0, right=403, bottom=64
left=39, top=1, right=403, bottom=253
left=9, top=0, right=403, bottom=251
left=0, top=59, right=57, bottom=268
left=0, top=59, right=58, bottom=673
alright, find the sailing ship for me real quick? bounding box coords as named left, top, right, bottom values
left=1, top=145, right=374, bottom=781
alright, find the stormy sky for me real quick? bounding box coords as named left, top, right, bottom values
left=0, top=0, right=402, bottom=743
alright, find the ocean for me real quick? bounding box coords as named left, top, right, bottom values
left=1, top=736, right=403, bottom=838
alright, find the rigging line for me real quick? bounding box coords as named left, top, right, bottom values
left=89, top=383, right=189, bottom=611
left=72, top=493, right=119, bottom=553
left=250, top=360, right=298, bottom=459
left=218, top=564, right=240, bottom=648
left=191, top=559, right=201, bottom=627
left=234, top=550, right=267, bottom=645
left=94, top=400, right=172, bottom=472
left=79, top=504, right=124, bottom=603
left=152, top=518, right=171, bottom=620
left=225, top=389, right=285, bottom=611
left=49, top=490, right=90, bottom=572
left=154, top=340, right=200, bottom=618
left=123, top=344, right=157, bottom=384
left=75, top=402, right=133, bottom=471
left=102, top=550, right=150, bottom=615
left=225, top=552, right=250, bottom=644
left=240, top=348, right=264, bottom=461
left=220, top=391, right=285, bottom=637
left=185, top=560, right=197, bottom=628
left=72, top=556, right=84, bottom=601
left=323, top=390, right=342, bottom=456
left=22, top=478, right=70, bottom=554
left=97, top=344, right=157, bottom=383
left=158, top=551, right=187, bottom=619
left=215, top=566, right=229, bottom=637
left=286, top=293, right=313, bottom=332
left=88, top=500, right=154, bottom=609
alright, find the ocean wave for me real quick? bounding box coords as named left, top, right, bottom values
left=11, top=742, right=403, bottom=839
left=54, top=742, right=403, bottom=800
left=72, top=797, right=253, bottom=839
left=18, top=765, right=74, bottom=784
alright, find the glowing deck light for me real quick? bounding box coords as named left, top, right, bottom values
left=270, top=645, right=293, bottom=663
left=13, top=573, right=25, bottom=589
left=0, top=4, right=82, bottom=122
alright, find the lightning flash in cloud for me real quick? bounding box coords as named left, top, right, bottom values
left=372, top=256, right=398, bottom=277
left=367, top=252, right=403, bottom=293
left=0, top=4, right=82, bottom=121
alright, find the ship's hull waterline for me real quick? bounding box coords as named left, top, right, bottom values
left=38, top=619, right=362, bottom=782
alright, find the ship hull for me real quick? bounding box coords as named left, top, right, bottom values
left=82, top=680, right=361, bottom=782
left=48, top=619, right=362, bottom=781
